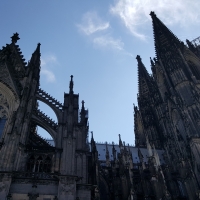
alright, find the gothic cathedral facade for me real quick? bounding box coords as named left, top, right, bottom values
left=1, top=12, right=200, bottom=199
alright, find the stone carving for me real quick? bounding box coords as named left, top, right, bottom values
left=60, top=183, right=75, bottom=195
left=0, top=64, right=13, bottom=88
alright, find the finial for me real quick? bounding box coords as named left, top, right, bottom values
left=136, top=55, right=142, bottom=63
left=69, top=75, right=74, bottom=93
left=119, top=134, right=123, bottom=147
left=81, top=100, right=85, bottom=109
left=11, top=33, right=20, bottom=44
left=149, top=11, right=156, bottom=17
left=118, top=134, right=121, bottom=141
left=35, top=43, right=41, bottom=55
left=91, top=131, right=93, bottom=139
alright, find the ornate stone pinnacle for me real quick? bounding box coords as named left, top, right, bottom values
left=11, top=33, right=20, bottom=44
left=81, top=100, right=85, bottom=108
left=69, top=75, right=74, bottom=92
left=150, top=11, right=156, bottom=17
left=136, top=55, right=142, bottom=63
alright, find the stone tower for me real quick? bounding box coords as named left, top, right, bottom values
left=0, top=33, right=92, bottom=199
left=89, top=12, right=200, bottom=199
left=1, top=12, right=200, bottom=200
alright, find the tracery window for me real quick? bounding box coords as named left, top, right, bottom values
left=27, top=155, right=52, bottom=173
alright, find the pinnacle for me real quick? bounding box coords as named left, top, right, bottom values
left=151, top=12, right=181, bottom=60
left=69, top=75, right=74, bottom=93
left=81, top=100, right=85, bottom=109
left=11, top=33, right=20, bottom=44
left=149, top=11, right=156, bottom=18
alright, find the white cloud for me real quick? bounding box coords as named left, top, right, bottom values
left=41, top=55, right=57, bottom=66
left=93, top=36, right=124, bottom=51
left=77, top=11, right=133, bottom=56
left=77, top=11, right=110, bottom=35
left=41, top=69, right=56, bottom=82
left=110, top=0, right=200, bottom=40
left=40, top=54, right=57, bottom=83
left=78, top=12, right=126, bottom=52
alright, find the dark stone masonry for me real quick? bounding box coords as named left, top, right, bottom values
left=0, top=12, right=200, bottom=199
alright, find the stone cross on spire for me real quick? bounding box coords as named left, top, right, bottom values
left=11, top=33, right=20, bottom=44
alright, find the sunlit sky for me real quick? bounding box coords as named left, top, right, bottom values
left=1, top=1, right=200, bottom=145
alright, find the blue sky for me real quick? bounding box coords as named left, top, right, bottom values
left=1, top=0, right=200, bottom=145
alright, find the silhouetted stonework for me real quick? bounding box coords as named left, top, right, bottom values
left=1, top=12, right=200, bottom=199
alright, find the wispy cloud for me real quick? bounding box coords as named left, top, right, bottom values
left=93, top=36, right=124, bottom=51
left=77, top=11, right=110, bottom=35
left=40, top=69, right=56, bottom=82
left=110, top=0, right=200, bottom=40
left=78, top=11, right=132, bottom=54
left=41, top=54, right=57, bottom=83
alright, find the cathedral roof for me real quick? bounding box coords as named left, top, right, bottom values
left=93, top=143, right=165, bottom=164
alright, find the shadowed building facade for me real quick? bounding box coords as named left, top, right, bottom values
left=1, top=12, right=200, bottom=199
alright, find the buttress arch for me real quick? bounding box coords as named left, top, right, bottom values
left=36, top=89, right=63, bottom=123
left=31, top=117, right=57, bottom=145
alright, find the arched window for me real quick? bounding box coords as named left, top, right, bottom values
left=43, top=157, right=51, bottom=173
left=27, top=155, right=52, bottom=173
left=27, top=155, right=35, bottom=172
left=35, top=156, right=43, bottom=172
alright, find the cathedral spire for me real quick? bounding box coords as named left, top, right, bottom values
left=136, top=55, right=152, bottom=98
left=80, top=100, right=87, bottom=124
left=150, top=11, right=181, bottom=60
left=30, top=43, right=41, bottom=80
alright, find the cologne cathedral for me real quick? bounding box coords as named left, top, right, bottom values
left=0, top=12, right=200, bottom=200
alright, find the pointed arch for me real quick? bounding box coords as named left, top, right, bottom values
left=36, top=93, right=62, bottom=123
left=31, top=117, right=56, bottom=144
